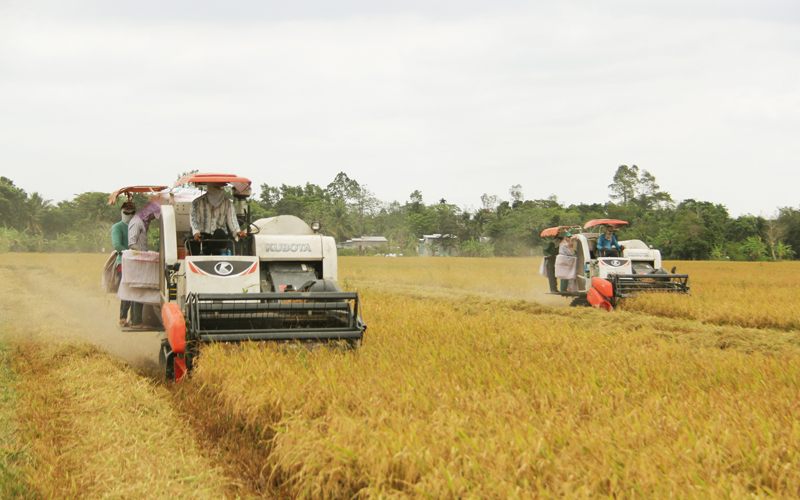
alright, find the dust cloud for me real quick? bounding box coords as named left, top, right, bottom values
left=0, top=263, right=162, bottom=372
left=528, top=288, right=572, bottom=308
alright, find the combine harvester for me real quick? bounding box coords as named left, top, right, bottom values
left=110, top=173, right=366, bottom=381
left=542, top=219, right=690, bottom=311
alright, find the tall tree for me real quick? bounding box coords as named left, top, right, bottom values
left=23, top=192, right=52, bottom=234
left=324, top=200, right=356, bottom=242
left=777, top=207, right=800, bottom=258
left=326, top=172, right=360, bottom=204
left=72, top=192, right=118, bottom=225
left=608, top=165, right=673, bottom=212
left=258, top=184, right=280, bottom=210
left=480, top=193, right=500, bottom=212
left=0, top=177, right=27, bottom=231
left=407, top=190, right=424, bottom=215
left=509, top=184, right=524, bottom=208
left=608, top=165, right=640, bottom=204
left=352, top=185, right=379, bottom=236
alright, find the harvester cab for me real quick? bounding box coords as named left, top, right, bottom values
left=110, top=174, right=366, bottom=382
left=542, top=219, right=689, bottom=311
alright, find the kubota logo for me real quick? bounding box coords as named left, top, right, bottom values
left=214, top=262, right=234, bottom=275
left=264, top=243, right=312, bottom=252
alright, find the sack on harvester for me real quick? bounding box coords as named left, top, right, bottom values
left=101, top=251, right=120, bottom=293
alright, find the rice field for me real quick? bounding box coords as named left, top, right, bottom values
left=1, top=253, right=800, bottom=498
left=619, top=261, right=800, bottom=331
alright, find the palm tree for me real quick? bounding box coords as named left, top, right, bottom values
left=24, top=192, right=52, bottom=234
left=473, top=210, right=489, bottom=236
left=325, top=200, right=356, bottom=243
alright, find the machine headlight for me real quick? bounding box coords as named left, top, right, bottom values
left=311, top=221, right=321, bottom=232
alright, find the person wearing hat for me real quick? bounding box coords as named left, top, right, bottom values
left=190, top=182, right=247, bottom=255
left=127, top=201, right=162, bottom=329
left=558, top=231, right=577, bottom=292
left=542, top=236, right=560, bottom=292
left=111, top=201, right=136, bottom=326
left=597, top=226, right=622, bottom=257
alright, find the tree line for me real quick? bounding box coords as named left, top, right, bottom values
left=1, top=167, right=797, bottom=260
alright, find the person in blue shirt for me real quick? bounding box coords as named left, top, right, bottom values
left=597, top=226, right=623, bottom=257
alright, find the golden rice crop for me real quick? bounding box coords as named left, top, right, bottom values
left=183, top=290, right=800, bottom=498
left=3, top=253, right=800, bottom=498
left=338, top=256, right=549, bottom=300
left=342, top=257, right=800, bottom=331
left=8, top=341, right=241, bottom=499
left=0, top=339, right=30, bottom=499
left=620, top=261, right=800, bottom=331
left=0, top=252, right=108, bottom=291
left=0, top=253, right=250, bottom=499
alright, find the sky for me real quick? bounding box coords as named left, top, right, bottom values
left=1, top=0, right=799, bottom=217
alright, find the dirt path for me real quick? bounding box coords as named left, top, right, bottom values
left=0, top=255, right=162, bottom=371
left=0, top=255, right=261, bottom=499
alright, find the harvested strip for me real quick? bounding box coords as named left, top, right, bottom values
left=11, top=340, right=244, bottom=499
left=0, top=335, right=33, bottom=499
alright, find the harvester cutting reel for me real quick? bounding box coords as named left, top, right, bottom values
left=158, top=291, right=366, bottom=382
left=586, top=273, right=690, bottom=311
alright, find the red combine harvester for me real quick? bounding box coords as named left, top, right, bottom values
left=542, top=219, right=689, bottom=311
left=109, top=174, right=366, bottom=381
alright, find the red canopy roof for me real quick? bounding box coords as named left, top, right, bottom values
left=540, top=225, right=581, bottom=237
left=108, top=186, right=169, bottom=205
left=583, top=219, right=629, bottom=230
left=172, top=173, right=251, bottom=189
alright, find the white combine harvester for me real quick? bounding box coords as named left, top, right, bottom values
left=109, top=173, right=366, bottom=381
left=543, top=219, right=689, bottom=311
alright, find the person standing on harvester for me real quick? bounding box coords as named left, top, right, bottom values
left=127, top=201, right=161, bottom=329
left=542, top=236, right=560, bottom=293
left=190, top=182, right=246, bottom=254
left=111, top=201, right=135, bottom=326
left=559, top=232, right=577, bottom=292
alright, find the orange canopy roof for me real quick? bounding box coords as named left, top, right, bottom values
left=108, top=186, right=169, bottom=205
left=540, top=225, right=581, bottom=237
left=172, top=173, right=251, bottom=189
left=583, top=219, right=629, bottom=230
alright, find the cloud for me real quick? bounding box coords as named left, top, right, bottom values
left=1, top=1, right=798, bottom=215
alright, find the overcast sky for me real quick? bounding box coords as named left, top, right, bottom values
left=1, top=0, right=798, bottom=217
